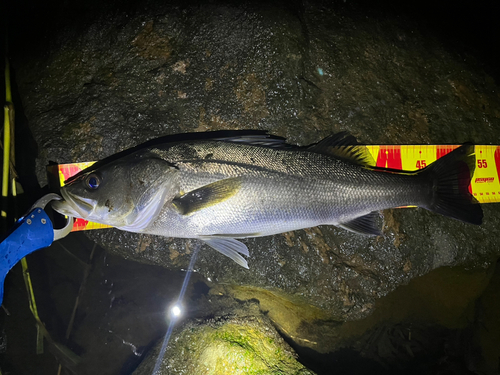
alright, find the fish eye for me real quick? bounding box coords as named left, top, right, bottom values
left=85, top=173, right=101, bottom=190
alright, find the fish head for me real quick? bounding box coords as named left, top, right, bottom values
left=52, top=153, right=179, bottom=229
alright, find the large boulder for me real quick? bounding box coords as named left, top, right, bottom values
left=132, top=302, right=316, bottom=375
left=12, top=0, right=500, bottom=357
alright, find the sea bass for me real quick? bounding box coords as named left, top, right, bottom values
left=52, top=132, right=483, bottom=268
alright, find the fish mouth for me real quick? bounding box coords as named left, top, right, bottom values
left=51, top=189, right=96, bottom=219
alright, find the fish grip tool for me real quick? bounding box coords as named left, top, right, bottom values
left=0, top=194, right=79, bottom=370
left=0, top=194, right=73, bottom=305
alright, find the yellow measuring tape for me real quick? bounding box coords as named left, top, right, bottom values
left=53, top=144, right=499, bottom=232
left=365, top=145, right=500, bottom=204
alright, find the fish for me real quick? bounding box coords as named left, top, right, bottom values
left=52, top=132, right=483, bottom=269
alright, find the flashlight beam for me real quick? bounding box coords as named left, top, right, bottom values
left=152, top=241, right=201, bottom=375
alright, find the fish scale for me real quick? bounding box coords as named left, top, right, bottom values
left=145, top=144, right=428, bottom=238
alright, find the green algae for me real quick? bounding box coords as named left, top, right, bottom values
left=134, top=304, right=316, bottom=375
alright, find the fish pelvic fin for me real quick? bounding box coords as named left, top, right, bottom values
left=420, top=143, right=483, bottom=225
left=338, top=211, right=382, bottom=236
left=172, top=177, right=242, bottom=216
left=200, top=237, right=249, bottom=269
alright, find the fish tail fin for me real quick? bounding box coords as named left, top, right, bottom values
left=420, top=143, right=483, bottom=225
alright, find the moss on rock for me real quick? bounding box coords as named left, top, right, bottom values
left=133, top=304, right=316, bottom=375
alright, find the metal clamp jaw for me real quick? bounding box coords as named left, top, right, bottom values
left=29, top=193, right=73, bottom=241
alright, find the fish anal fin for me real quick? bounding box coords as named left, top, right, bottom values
left=173, top=177, right=242, bottom=216
left=201, top=237, right=249, bottom=268
left=309, top=132, right=375, bottom=167
left=338, top=212, right=382, bottom=236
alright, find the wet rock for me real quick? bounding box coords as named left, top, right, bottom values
left=327, top=264, right=497, bottom=373
left=132, top=302, right=316, bottom=375
left=11, top=0, right=500, bottom=354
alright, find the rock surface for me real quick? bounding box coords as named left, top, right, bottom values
left=132, top=302, right=316, bottom=375
left=11, top=0, right=500, bottom=359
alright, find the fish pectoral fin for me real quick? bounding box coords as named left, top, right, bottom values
left=200, top=237, right=249, bottom=269
left=172, top=177, right=242, bottom=216
left=338, top=212, right=382, bottom=236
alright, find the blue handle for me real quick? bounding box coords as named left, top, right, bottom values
left=0, top=208, right=54, bottom=305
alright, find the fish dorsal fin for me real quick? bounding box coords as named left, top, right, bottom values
left=215, top=134, right=289, bottom=148
left=173, top=177, right=242, bottom=216
left=338, top=212, right=382, bottom=236
left=201, top=237, right=249, bottom=268
left=309, top=132, right=375, bottom=167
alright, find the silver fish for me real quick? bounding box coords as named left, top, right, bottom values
left=52, top=132, right=483, bottom=268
